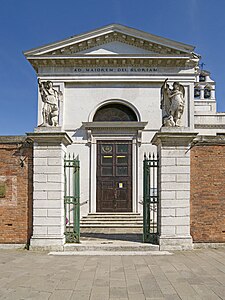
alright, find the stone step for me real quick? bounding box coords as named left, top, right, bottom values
left=81, top=219, right=143, bottom=223
left=80, top=224, right=143, bottom=228
left=81, top=218, right=143, bottom=223
left=50, top=251, right=171, bottom=256
left=81, top=217, right=143, bottom=222
left=81, top=213, right=142, bottom=220
left=80, top=213, right=143, bottom=228
left=86, top=213, right=141, bottom=216
left=63, top=241, right=159, bottom=252
left=88, top=212, right=141, bottom=217
left=80, top=220, right=143, bottom=225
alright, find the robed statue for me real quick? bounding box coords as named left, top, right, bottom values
left=161, top=79, right=185, bottom=127
left=38, top=79, right=62, bottom=127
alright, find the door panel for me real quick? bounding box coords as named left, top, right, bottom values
left=97, top=141, right=132, bottom=212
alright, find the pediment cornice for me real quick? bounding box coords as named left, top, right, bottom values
left=24, top=24, right=195, bottom=58
left=37, top=32, right=189, bottom=57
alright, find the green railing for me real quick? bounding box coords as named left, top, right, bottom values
left=64, top=154, right=80, bottom=243
left=143, top=153, right=159, bottom=243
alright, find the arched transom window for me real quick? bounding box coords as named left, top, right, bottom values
left=93, top=103, right=138, bottom=122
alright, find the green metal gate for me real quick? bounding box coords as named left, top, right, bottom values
left=143, top=153, right=159, bottom=243
left=64, top=154, right=80, bottom=243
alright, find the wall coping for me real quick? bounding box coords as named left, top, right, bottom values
left=0, top=136, right=27, bottom=144
left=194, top=134, right=225, bottom=146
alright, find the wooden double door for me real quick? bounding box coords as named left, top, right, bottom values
left=97, top=141, right=132, bottom=212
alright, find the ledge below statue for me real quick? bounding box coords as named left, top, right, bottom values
left=34, top=126, right=63, bottom=133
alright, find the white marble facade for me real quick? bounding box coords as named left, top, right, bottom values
left=25, top=24, right=225, bottom=249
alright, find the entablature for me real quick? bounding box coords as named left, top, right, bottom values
left=27, top=55, right=197, bottom=72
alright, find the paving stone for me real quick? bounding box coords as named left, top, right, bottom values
left=170, top=281, right=200, bottom=298
left=1, top=287, right=32, bottom=299
left=91, top=295, right=109, bottom=300
left=49, top=289, right=73, bottom=300
left=70, top=290, right=91, bottom=300
left=93, top=279, right=109, bottom=287
left=56, top=278, right=76, bottom=290
left=91, top=286, right=109, bottom=295
left=109, top=298, right=128, bottom=300
left=110, top=287, right=128, bottom=298
left=128, top=294, right=145, bottom=300
left=211, top=286, right=225, bottom=300
left=75, top=279, right=93, bottom=290
left=79, top=271, right=96, bottom=280
left=27, top=291, right=52, bottom=300
left=192, top=284, right=221, bottom=299
left=110, top=279, right=126, bottom=287
left=163, top=296, right=181, bottom=300
left=0, top=249, right=225, bottom=299
left=127, top=282, right=143, bottom=294
left=142, top=288, right=164, bottom=298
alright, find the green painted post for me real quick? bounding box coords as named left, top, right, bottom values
left=64, top=156, right=67, bottom=239
left=64, top=154, right=80, bottom=243
left=143, top=157, right=146, bottom=242
left=74, top=156, right=80, bottom=243
left=143, top=155, right=148, bottom=242
left=143, top=153, right=158, bottom=244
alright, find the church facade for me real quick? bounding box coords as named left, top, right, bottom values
left=2, top=24, right=224, bottom=250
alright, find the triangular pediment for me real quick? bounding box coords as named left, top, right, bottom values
left=24, top=24, right=195, bottom=58
left=79, top=41, right=154, bottom=55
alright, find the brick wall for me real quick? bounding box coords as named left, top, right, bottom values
left=191, top=139, right=225, bottom=243
left=0, top=136, right=33, bottom=244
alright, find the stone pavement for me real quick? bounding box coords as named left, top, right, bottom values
left=0, top=248, right=225, bottom=299
left=80, top=227, right=143, bottom=243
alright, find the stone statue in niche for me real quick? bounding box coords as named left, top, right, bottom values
left=161, top=79, right=185, bottom=127
left=38, top=79, right=62, bottom=126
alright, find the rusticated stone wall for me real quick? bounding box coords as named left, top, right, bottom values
left=0, top=136, right=33, bottom=245
left=191, top=137, right=225, bottom=243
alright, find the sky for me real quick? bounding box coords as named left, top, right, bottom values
left=0, top=0, right=225, bottom=135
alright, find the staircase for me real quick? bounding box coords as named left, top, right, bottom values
left=61, top=213, right=160, bottom=252
left=80, top=213, right=143, bottom=228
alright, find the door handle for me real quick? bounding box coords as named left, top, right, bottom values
left=114, top=190, right=117, bottom=199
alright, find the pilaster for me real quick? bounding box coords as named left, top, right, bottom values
left=27, top=131, right=72, bottom=250
left=152, top=127, right=198, bottom=250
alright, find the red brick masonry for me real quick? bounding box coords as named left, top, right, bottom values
left=0, top=136, right=33, bottom=244
left=191, top=136, right=225, bottom=243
